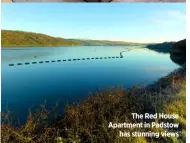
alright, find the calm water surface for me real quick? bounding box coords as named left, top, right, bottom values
left=1, top=46, right=179, bottom=122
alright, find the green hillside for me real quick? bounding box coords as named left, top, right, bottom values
left=1, top=30, right=82, bottom=47
left=1, top=30, right=142, bottom=47
left=69, top=39, right=143, bottom=46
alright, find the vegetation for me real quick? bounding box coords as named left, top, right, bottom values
left=1, top=68, right=186, bottom=143
left=1, top=30, right=142, bottom=47
left=170, top=39, right=186, bottom=66
left=1, top=30, right=82, bottom=47
left=145, top=42, right=175, bottom=53
left=69, top=39, right=143, bottom=46
left=145, top=39, right=186, bottom=60
left=1, top=30, right=185, bottom=54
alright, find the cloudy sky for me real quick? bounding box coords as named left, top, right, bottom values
left=1, top=3, right=186, bottom=43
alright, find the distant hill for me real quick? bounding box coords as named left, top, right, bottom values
left=170, top=39, right=186, bottom=66
left=145, top=42, right=175, bottom=53
left=69, top=39, right=143, bottom=46
left=171, top=39, right=186, bottom=54
left=1, top=30, right=82, bottom=47
left=1, top=30, right=142, bottom=47
left=145, top=39, right=186, bottom=66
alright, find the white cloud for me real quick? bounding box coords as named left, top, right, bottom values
left=149, top=10, right=186, bottom=25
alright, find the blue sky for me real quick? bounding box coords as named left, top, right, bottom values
left=1, top=3, right=186, bottom=43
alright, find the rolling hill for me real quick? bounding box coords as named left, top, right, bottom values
left=145, top=42, right=175, bottom=53
left=69, top=39, right=143, bottom=46
left=170, top=39, right=186, bottom=66
left=1, top=30, right=82, bottom=47
left=1, top=30, right=142, bottom=47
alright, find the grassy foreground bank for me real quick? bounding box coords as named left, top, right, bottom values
left=1, top=68, right=186, bottom=143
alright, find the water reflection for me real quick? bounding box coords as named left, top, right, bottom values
left=170, top=53, right=186, bottom=66
left=1, top=46, right=179, bottom=122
